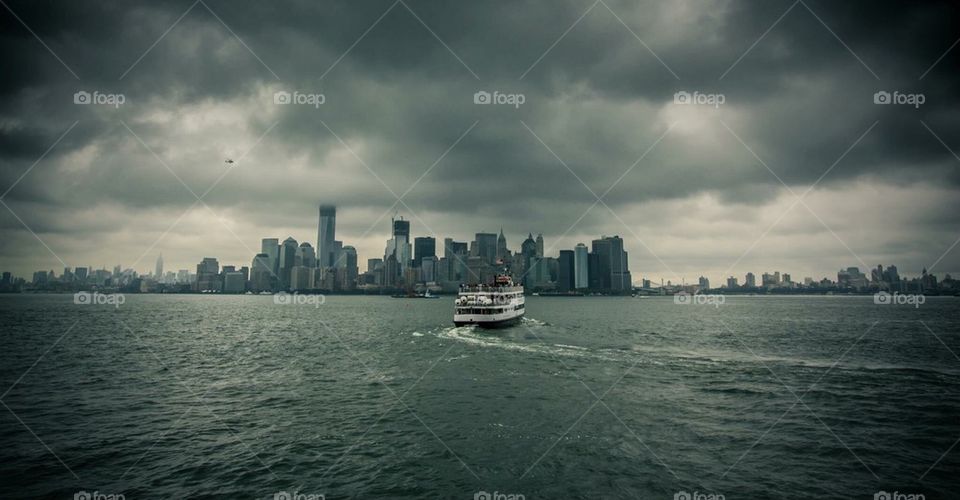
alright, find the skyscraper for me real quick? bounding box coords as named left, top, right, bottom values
left=299, top=242, right=317, bottom=268
left=279, top=237, right=298, bottom=290
left=497, top=228, right=508, bottom=259
left=155, top=253, right=163, bottom=279
left=340, top=246, right=358, bottom=290
left=414, top=236, right=436, bottom=268
left=261, top=238, right=280, bottom=276
left=251, top=253, right=272, bottom=292
left=574, top=243, right=588, bottom=289
left=592, top=236, right=631, bottom=292
left=384, top=216, right=412, bottom=279
left=195, top=257, right=220, bottom=291
left=558, top=250, right=575, bottom=292
left=317, top=205, right=336, bottom=268
left=535, top=233, right=544, bottom=258
left=474, top=232, right=498, bottom=265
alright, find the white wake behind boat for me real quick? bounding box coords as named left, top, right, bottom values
left=453, top=275, right=525, bottom=328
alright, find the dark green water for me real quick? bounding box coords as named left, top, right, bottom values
left=1, top=295, right=958, bottom=499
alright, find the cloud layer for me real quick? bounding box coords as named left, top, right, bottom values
left=1, top=0, right=959, bottom=283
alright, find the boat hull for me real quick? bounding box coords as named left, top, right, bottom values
left=454, top=313, right=523, bottom=328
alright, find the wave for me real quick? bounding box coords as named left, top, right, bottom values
left=433, top=325, right=617, bottom=362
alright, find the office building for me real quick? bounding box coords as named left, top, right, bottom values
left=574, top=243, right=588, bottom=289
left=279, top=237, right=298, bottom=290
left=558, top=250, right=575, bottom=292
left=155, top=254, right=163, bottom=280
left=474, top=232, right=498, bottom=265
left=317, top=205, right=337, bottom=268
left=251, top=253, right=272, bottom=292
left=261, top=238, right=280, bottom=275
left=414, top=237, right=436, bottom=268
left=497, top=228, right=508, bottom=259
left=299, top=242, right=317, bottom=268
left=195, top=257, right=220, bottom=292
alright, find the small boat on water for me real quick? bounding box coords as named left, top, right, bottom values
left=453, top=275, right=524, bottom=328
left=391, top=289, right=439, bottom=299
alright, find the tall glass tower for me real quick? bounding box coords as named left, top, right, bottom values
left=317, top=205, right=336, bottom=268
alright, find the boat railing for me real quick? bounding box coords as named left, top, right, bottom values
left=459, top=285, right=522, bottom=293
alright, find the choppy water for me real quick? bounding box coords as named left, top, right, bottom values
left=0, top=295, right=958, bottom=499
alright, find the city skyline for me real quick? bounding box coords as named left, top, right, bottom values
left=5, top=203, right=955, bottom=292
left=1, top=1, right=959, bottom=287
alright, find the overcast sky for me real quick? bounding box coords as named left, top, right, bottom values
left=1, top=0, right=958, bottom=284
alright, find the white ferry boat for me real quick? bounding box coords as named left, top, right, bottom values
left=454, top=275, right=525, bottom=328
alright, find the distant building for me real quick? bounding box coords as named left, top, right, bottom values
left=474, top=232, right=498, bottom=265
left=317, top=205, right=337, bottom=268
left=155, top=254, right=164, bottom=280
left=290, top=265, right=313, bottom=291
left=279, top=237, right=298, bottom=290
left=261, top=238, right=280, bottom=276
left=414, top=237, right=436, bottom=268
left=195, top=257, right=220, bottom=291
left=726, top=276, right=738, bottom=289
left=592, top=236, right=631, bottom=292
left=698, top=276, right=710, bottom=290
left=251, top=253, right=272, bottom=292
left=299, top=242, right=317, bottom=268
left=587, top=253, right=603, bottom=290
left=497, top=228, right=508, bottom=259
left=340, top=246, right=358, bottom=290
left=420, top=255, right=438, bottom=283
left=535, top=234, right=544, bottom=258
left=745, top=272, right=756, bottom=288
left=223, top=271, right=246, bottom=293
left=384, top=217, right=412, bottom=280
left=558, top=250, right=575, bottom=292
left=574, top=243, right=589, bottom=289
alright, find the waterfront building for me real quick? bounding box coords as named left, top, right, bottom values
left=558, top=250, right=575, bottom=292
left=317, top=205, right=337, bottom=268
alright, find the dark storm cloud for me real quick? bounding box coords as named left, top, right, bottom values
left=1, top=0, right=959, bottom=277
